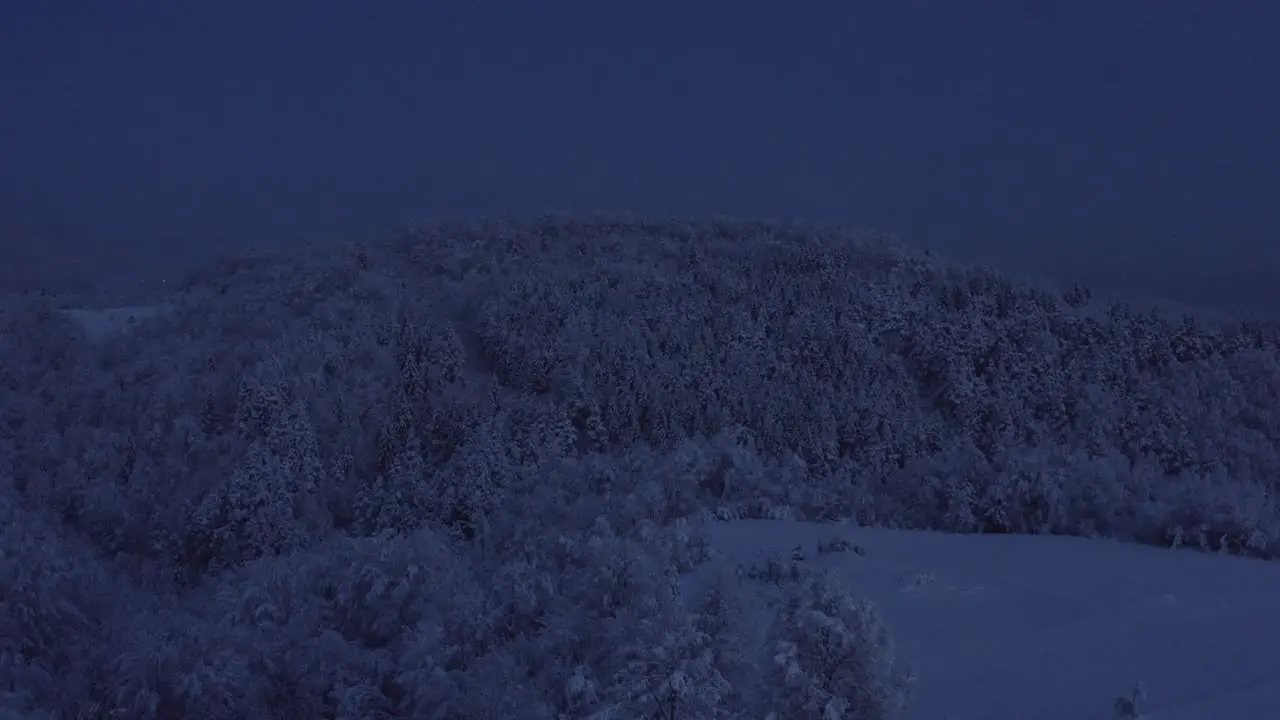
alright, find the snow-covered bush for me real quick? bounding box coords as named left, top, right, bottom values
left=764, top=572, right=916, bottom=720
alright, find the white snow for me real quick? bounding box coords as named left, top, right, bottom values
left=59, top=304, right=171, bottom=341
left=694, top=519, right=1280, bottom=719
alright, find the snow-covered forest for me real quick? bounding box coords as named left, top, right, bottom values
left=3, top=215, right=1279, bottom=719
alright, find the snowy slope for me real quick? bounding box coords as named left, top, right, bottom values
left=694, top=519, right=1280, bottom=720
left=59, top=304, right=171, bottom=341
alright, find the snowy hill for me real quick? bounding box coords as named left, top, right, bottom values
left=2, top=215, right=1279, bottom=719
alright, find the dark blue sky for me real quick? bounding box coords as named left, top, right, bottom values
left=3, top=1, right=1277, bottom=311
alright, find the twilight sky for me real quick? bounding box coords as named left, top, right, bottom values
left=2, top=1, right=1277, bottom=312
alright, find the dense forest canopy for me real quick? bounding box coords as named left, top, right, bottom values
left=2, top=216, right=1278, bottom=719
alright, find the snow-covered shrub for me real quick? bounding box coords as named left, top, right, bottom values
left=608, top=612, right=734, bottom=720
left=764, top=572, right=916, bottom=720
left=740, top=548, right=809, bottom=587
